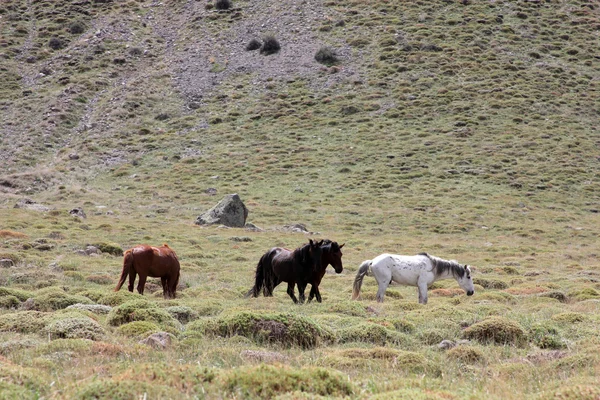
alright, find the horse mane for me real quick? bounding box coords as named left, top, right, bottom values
left=320, top=239, right=340, bottom=253
left=294, top=241, right=322, bottom=272
left=420, top=252, right=465, bottom=279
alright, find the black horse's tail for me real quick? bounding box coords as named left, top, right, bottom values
left=115, top=249, right=134, bottom=292
left=351, top=260, right=372, bottom=300
left=246, top=249, right=277, bottom=298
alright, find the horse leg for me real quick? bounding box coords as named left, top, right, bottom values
left=307, top=286, right=316, bottom=303
left=286, top=282, right=298, bottom=303
left=137, top=274, right=147, bottom=295
left=371, top=265, right=392, bottom=303
left=161, top=277, right=168, bottom=299
left=297, top=282, right=307, bottom=304
left=314, top=286, right=322, bottom=303
left=417, top=279, right=428, bottom=304
left=128, top=270, right=137, bottom=293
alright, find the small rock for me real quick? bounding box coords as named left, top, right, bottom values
left=438, top=340, right=456, bottom=350
left=85, top=245, right=101, bottom=255
left=69, top=207, right=87, bottom=219
left=139, top=332, right=173, bottom=349
left=0, top=259, right=15, bottom=268
left=21, top=298, right=36, bottom=311
left=48, top=262, right=62, bottom=272
left=245, top=222, right=263, bottom=232
left=68, top=153, right=80, bottom=160
left=231, top=236, right=252, bottom=242
left=366, top=306, right=380, bottom=316
left=240, top=350, right=287, bottom=363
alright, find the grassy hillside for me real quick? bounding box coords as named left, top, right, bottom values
left=1, top=0, right=600, bottom=398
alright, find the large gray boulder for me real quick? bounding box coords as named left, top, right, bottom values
left=195, top=194, right=248, bottom=227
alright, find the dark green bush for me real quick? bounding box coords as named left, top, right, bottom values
left=260, top=36, right=280, bottom=55
left=215, top=0, right=232, bottom=10
left=462, top=317, right=526, bottom=345
left=246, top=38, right=261, bottom=51
left=198, top=311, right=332, bottom=349
left=315, top=46, right=339, bottom=66
left=221, top=364, right=354, bottom=399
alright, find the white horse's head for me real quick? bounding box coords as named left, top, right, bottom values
left=457, top=265, right=474, bottom=296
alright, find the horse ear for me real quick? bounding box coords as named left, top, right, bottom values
left=309, top=239, right=314, bottom=245
left=339, top=243, right=345, bottom=249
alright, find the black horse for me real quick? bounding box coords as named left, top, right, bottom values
left=247, top=239, right=344, bottom=303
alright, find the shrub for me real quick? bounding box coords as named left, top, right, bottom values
left=94, top=242, right=123, bottom=256
left=0, top=365, right=47, bottom=398
left=315, top=46, right=339, bottom=66
left=203, top=311, right=332, bottom=349
left=117, top=363, right=215, bottom=393
left=0, top=295, right=20, bottom=308
left=245, top=38, right=261, bottom=51
left=48, top=37, right=65, bottom=50
left=35, top=338, right=93, bottom=356
left=116, top=321, right=160, bottom=338
left=0, top=287, right=33, bottom=301
left=337, top=322, right=395, bottom=345
left=327, top=300, right=366, bottom=317
left=540, top=384, right=600, bottom=400
left=99, top=290, right=140, bottom=306
left=106, top=300, right=178, bottom=328
left=473, top=277, right=509, bottom=290
left=86, top=275, right=113, bottom=285
left=33, top=288, right=93, bottom=311
left=68, top=21, right=85, bottom=34
left=260, top=35, right=280, bottom=55
left=72, top=380, right=172, bottom=399
left=215, top=0, right=232, bottom=10
left=551, top=312, right=587, bottom=324
left=539, top=291, right=568, bottom=303
left=0, top=311, right=49, bottom=333
left=371, top=388, right=455, bottom=400
left=462, top=317, right=526, bottom=345
left=220, top=364, right=354, bottom=399
left=528, top=322, right=565, bottom=349
left=568, top=287, right=599, bottom=301
left=166, top=306, right=199, bottom=324
left=337, top=347, right=401, bottom=360
left=447, top=346, right=485, bottom=363
left=417, top=328, right=447, bottom=345
left=43, top=317, right=105, bottom=341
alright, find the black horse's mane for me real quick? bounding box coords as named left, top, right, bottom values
left=419, top=252, right=466, bottom=279
left=294, top=241, right=322, bottom=271
left=320, top=239, right=340, bottom=253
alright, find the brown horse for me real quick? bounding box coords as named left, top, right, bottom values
left=307, top=239, right=344, bottom=303
left=114, top=244, right=180, bottom=299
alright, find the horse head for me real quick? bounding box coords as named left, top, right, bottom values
left=321, top=240, right=344, bottom=274
left=457, top=265, right=475, bottom=296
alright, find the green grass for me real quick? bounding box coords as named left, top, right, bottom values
left=1, top=0, right=600, bottom=398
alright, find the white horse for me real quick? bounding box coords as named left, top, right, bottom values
left=352, top=253, right=474, bottom=304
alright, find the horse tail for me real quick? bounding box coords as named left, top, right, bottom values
left=351, top=260, right=372, bottom=300
left=246, top=250, right=273, bottom=298
left=115, top=250, right=133, bottom=292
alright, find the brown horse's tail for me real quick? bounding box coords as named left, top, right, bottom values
left=115, top=250, right=133, bottom=292
left=351, top=260, right=371, bottom=300
left=246, top=249, right=277, bottom=298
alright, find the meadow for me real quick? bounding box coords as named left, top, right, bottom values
left=1, top=0, right=600, bottom=398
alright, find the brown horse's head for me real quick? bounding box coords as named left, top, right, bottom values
left=320, top=240, right=344, bottom=273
